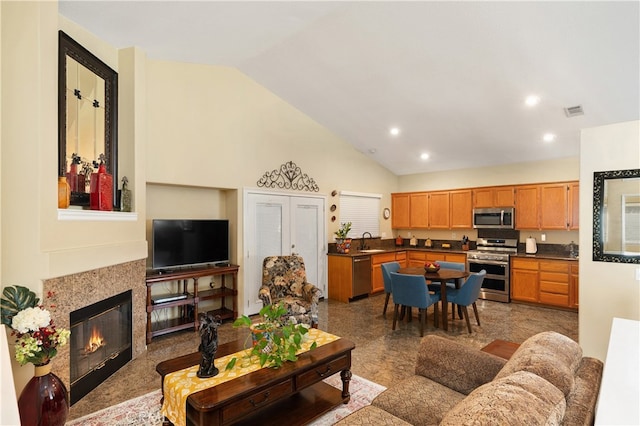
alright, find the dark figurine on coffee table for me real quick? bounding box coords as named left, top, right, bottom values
left=197, top=313, right=222, bottom=378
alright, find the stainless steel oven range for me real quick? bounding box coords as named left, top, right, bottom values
left=466, top=237, right=518, bottom=302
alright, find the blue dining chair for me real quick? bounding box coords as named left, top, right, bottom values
left=381, top=262, right=400, bottom=317
left=446, top=270, right=486, bottom=333
left=390, top=272, right=441, bottom=336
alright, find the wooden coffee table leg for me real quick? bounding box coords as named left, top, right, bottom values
left=340, top=369, right=352, bottom=402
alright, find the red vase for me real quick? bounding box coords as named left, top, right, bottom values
left=90, top=162, right=113, bottom=211
left=66, top=162, right=85, bottom=193
left=18, top=363, right=69, bottom=426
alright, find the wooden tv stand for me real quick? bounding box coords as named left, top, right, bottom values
left=145, top=264, right=239, bottom=344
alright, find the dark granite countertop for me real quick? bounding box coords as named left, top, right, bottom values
left=328, top=247, right=471, bottom=257
left=511, top=253, right=579, bottom=261
left=328, top=247, right=579, bottom=261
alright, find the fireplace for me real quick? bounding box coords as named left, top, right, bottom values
left=69, top=290, right=132, bottom=405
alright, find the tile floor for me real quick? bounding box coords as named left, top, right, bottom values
left=68, top=294, right=578, bottom=420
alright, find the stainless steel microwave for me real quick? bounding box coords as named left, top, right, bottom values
left=473, top=207, right=515, bottom=229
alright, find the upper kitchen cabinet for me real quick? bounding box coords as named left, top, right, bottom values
left=428, top=191, right=450, bottom=228
left=391, top=193, right=410, bottom=228
left=568, top=182, right=579, bottom=230
left=473, top=186, right=515, bottom=208
left=450, top=189, right=473, bottom=228
left=515, top=181, right=579, bottom=230
left=515, top=185, right=540, bottom=229
left=410, top=193, right=429, bottom=228
left=391, top=192, right=429, bottom=229
left=540, top=183, right=570, bottom=230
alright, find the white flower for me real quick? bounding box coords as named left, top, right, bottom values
left=11, top=307, right=51, bottom=333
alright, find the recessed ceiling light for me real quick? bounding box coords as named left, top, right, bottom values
left=420, top=153, right=429, bottom=160
left=389, top=127, right=400, bottom=136
left=525, top=95, right=540, bottom=106
left=543, top=133, right=556, bottom=142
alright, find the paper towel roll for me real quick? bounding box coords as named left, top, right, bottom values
left=526, top=237, right=537, bottom=254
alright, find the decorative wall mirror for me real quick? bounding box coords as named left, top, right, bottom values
left=58, top=31, right=118, bottom=207
left=593, top=168, right=640, bottom=263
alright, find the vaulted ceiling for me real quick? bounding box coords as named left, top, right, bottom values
left=59, top=1, right=640, bottom=175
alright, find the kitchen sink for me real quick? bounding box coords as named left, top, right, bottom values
left=358, top=249, right=386, bottom=253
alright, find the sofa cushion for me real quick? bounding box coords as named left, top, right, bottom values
left=562, top=357, right=604, bottom=426
left=334, top=405, right=412, bottom=425
left=415, top=335, right=507, bottom=395
left=494, top=331, right=582, bottom=396
left=372, top=375, right=465, bottom=425
left=441, top=371, right=566, bottom=426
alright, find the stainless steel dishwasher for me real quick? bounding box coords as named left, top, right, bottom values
left=352, top=255, right=372, bottom=297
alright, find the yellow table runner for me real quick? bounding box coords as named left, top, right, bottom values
left=161, top=328, right=340, bottom=426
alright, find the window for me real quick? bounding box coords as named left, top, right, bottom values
left=338, top=191, right=381, bottom=238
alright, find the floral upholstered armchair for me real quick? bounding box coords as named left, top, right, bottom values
left=259, top=255, right=321, bottom=327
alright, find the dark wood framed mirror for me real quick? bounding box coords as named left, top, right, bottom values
left=593, top=168, right=640, bottom=263
left=58, top=31, right=117, bottom=207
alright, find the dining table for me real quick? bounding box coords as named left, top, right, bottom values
left=397, top=267, right=470, bottom=331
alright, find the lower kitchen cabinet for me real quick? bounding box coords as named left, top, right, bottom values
left=371, top=252, right=406, bottom=294
left=511, top=257, right=578, bottom=310
left=328, top=255, right=371, bottom=303
left=408, top=250, right=466, bottom=267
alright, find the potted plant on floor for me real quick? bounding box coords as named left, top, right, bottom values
left=334, top=222, right=352, bottom=253
left=225, top=302, right=317, bottom=370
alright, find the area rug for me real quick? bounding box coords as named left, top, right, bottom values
left=66, top=374, right=386, bottom=426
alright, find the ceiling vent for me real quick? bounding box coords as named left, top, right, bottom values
left=564, top=105, right=584, bottom=117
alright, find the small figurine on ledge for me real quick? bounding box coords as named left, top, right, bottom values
left=197, top=313, right=222, bottom=378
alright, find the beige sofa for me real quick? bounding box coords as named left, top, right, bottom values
left=337, top=332, right=603, bottom=425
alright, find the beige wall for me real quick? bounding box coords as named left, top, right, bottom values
left=398, top=156, right=579, bottom=192
left=145, top=59, right=400, bottom=243
left=579, top=120, right=640, bottom=360
left=1, top=4, right=148, bottom=398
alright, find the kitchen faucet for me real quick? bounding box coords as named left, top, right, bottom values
left=360, top=232, right=372, bottom=250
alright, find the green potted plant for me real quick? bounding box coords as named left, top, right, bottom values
left=334, top=222, right=352, bottom=253
left=226, top=302, right=317, bottom=370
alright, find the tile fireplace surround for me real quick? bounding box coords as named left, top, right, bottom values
left=42, top=259, right=147, bottom=393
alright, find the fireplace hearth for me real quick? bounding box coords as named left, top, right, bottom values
left=70, top=290, right=132, bottom=405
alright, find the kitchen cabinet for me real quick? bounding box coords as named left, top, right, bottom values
left=510, top=257, right=577, bottom=310
left=393, top=181, right=578, bottom=231
left=515, top=182, right=579, bottom=230
left=510, top=258, right=539, bottom=303
left=569, top=263, right=579, bottom=308
left=473, top=186, right=515, bottom=208
left=450, top=190, right=473, bottom=228
left=327, top=255, right=372, bottom=302
left=371, top=252, right=406, bottom=294
left=540, top=183, right=569, bottom=230
left=538, top=260, right=570, bottom=307
left=410, top=193, right=429, bottom=228
left=391, top=193, right=410, bottom=228
left=407, top=250, right=466, bottom=267
left=428, top=191, right=450, bottom=228
left=391, top=193, right=429, bottom=229
left=568, top=182, right=579, bottom=230
left=514, top=185, right=540, bottom=229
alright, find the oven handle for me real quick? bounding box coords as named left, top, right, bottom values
left=467, top=259, right=508, bottom=267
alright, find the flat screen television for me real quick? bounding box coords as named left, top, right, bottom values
left=152, top=219, right=229, bottom=270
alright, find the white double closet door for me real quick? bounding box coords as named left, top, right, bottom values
left=244, top=190, right=326, bottom=316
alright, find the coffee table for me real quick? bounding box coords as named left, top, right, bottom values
left=156, top=336, right=355, bottom=426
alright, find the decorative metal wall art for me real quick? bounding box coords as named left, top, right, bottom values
left=257, top=161, right=319, bottom=192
